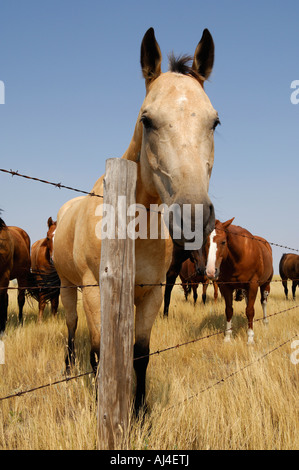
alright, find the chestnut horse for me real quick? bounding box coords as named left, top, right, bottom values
left=205, top=218, right=273, bottom=344
left=53, top=28, right=218, bottom=414
left=180, top=258, right=218, bottom=305
left=279, top=253, right=299, bottom=299
left=0, top=218, right=31, bottom=333
left=30, top=217, right=59, bottom=322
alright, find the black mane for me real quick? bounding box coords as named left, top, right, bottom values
left=168, top=54, right=200, bottom=80
left=0, top=217, right=6, bottom=230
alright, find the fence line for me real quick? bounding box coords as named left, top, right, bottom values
left=0, top=168, right=103, bottom=198
left=2, top=276, right=298, bottom=291
left=0, top=168, right=299, bottom=448
left=1, top=303, right=298, bottom=403
left=163, top=332, right=299, bottom=413
left=1, top=167, right=299, bottom=253
left=1, top=166, right=299, bottom=408
left=134, top=303, right=299, bottom=361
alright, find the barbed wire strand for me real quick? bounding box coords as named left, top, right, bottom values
left=1, top=167, right=299, bottom=253
left=163, top=332, right=299, bottom=413
left=134, top=303, right=299, bottom=361
left=0, top=168, right=103, bottom=198
left=2, top=276, right=299, bottom=292
left=0, top=303, right=298, bottom=403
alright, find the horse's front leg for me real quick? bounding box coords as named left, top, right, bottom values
left=246, top=283, right=259, bottom=344
left=0, top=290, right=8, bottom=334
left=282, top=279, right=288, bottom=299
left=60, top=279, right=78, bottom=373
left=17, top=278, right=26, bottom=326
left=38, top=294, right=46, bottom=323
left=292, top=280, right=298, bottom=300
left=163, top=247, right=188, bottom=317
left=202, top=280, right=208, bottom=304
left=260, top=282, right=270, bottom=325
left=220, top=285, right=234, bottom=342
left=134, top=286, right=162, bottom=416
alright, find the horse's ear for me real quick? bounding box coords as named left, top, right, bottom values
left=47, top=217, right=53, bottom=228
left=222, top=217, right=235, bottom=229
left=141, top=28, right=162, bottom=87
left=192, top=29, right=214, bottom=83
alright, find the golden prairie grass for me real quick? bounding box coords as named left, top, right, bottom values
left=0, top=277, right=298, bottom=450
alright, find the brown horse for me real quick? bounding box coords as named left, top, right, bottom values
left=279, top=253, right=299, bottom=299
left=53, top=28, right=217, bottom=414
left=163, top=249, right=217, bottom=316
left=30, top=217, right=59, bottom=322
left=180, top=258, right=218, bottom=305
left=205, top=218, right=273, bottom=344
left=0, top=218, right=31, bottom=332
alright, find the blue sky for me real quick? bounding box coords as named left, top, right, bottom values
left=0, top=0, right=298, bottom=273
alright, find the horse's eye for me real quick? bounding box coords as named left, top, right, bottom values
left=212, top=117, right=221, bottom=131
left=141, top=115, right=153, bottom=130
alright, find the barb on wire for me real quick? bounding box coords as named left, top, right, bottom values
left=0, top=168, right=103, bottom=198
left=218, top=227, right=299, bottom=253
left=0, top=370, right=93, bottom=403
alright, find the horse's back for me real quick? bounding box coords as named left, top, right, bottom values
left=227, top=225, right=273, bottom=282
left=279, top=253, right=299, bottom=279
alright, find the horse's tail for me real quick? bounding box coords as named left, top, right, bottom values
left=26, top=267, right=61, bottom=302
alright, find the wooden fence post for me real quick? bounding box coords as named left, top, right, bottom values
left=97, top=158, right=137, bottom=450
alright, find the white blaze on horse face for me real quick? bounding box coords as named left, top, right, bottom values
left=206, top=229, right=217, bottom=279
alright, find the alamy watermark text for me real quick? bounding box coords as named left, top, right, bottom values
left=290, top=80, right=299, bottom=104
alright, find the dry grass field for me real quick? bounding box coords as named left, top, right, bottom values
left=0, top=276, right=298, bottom=450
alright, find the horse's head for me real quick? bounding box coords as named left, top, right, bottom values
left=46, top=217, right=57, bottom=263
left=138, top=28, right=218, bottom=248
left=189, top=249, right=206, bottom=276
left=205, top=218, right=235, bottom=280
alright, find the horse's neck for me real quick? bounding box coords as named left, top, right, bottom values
left=226, top=229, right=246, bottom=265
left=121, top=120, right=160, bottom=208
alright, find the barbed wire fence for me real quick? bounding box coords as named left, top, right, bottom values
left=0, top=165, right=298, bottom=413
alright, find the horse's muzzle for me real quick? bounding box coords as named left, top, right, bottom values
left=169, top=199, right=215, bottom=251
left=205, top=267, right=219, bottom=281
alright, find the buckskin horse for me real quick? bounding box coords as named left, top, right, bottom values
left=53, top=28, right=218, bottom=414
left=30, top=217, right=59, bottom=322
left=0, top=218, right=31, bottom=332
left=279, top=253, right=299, bottom=299
left=205, top=218, right=273, bottom=344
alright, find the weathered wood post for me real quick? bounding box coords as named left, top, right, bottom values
left=97, top=158, right=137, bottom=450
